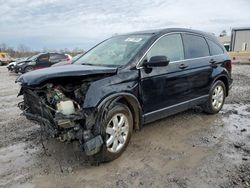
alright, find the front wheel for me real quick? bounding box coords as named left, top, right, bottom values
left=24, top=66, right=34, bottom=73
left=9, top=65, right=14, bottom=71
left=202, top=80, right=226, bottom=114
left=95, top=103, right=133, bottom=162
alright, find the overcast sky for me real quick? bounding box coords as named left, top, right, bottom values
left=0, top=0, right=250, bottom=50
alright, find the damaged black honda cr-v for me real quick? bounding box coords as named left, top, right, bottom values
left=16, top=28, right=233, bottom=162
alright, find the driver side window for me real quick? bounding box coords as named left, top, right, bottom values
left=147, top=34, right=184, bottom=62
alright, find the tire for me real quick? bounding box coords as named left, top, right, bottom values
left=202, top=80, right=226, bottom=114
left=94, top=103, right=133, bottom=162
left=8, top=65, right=14, bottom=71
left=24, top=66, right=33, bottom=73
left=0, top=61, right=3, bottom=66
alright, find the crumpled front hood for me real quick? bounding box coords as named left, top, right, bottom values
left=16, top=64, right=117, bottom=86
left=17, top=60, right=31, bottom=65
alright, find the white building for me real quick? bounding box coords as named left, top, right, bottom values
left=230, top=27, right=250, bottom=51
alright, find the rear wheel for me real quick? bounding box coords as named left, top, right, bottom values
left=95, top=103, right=133, bottom=162
left=202, top=80, right=226, bottom=114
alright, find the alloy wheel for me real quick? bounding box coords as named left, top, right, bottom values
left=212, top=85, right=224, bottom=110
left=105, top=113, right=129, bottom=153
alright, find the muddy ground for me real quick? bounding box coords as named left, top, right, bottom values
left=0, top=65, right=249, bottom=188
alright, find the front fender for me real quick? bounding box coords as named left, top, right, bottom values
left=83, top=69, right=139, bottom=109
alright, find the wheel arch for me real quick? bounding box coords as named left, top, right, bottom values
left=213, top=75, right=229, bottom=96
left=97, top=93, right=143, bottom=131
left=24, top=65, right=33, bottom=73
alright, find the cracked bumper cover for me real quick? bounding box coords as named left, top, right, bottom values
left=19, top=97, right=104, bottom=156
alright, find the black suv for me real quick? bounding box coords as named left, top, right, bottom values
left=16, top=28, right=232, bottom=162
left=15, top=53, right=69, bottom=73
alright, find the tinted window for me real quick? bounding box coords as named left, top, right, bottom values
left=50, top=53, right=66, bottom=60
left=147, top=34, right=184, bottom=62
left=37, top=54, right=49, bottom=62
left=207, top=39, right=224, bottom=55
left=182, top=34, right=209, bottom=59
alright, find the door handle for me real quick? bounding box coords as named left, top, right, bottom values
left=209, top=59, right=216, bottom=64
left=179, top=64, right=188, bottom=69
left=209, top=59, right=217, bottom=68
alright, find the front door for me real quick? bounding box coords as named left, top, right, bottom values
left=140, top=33, right=188, bottom=114
left=36, top=53, right=50, bottom=68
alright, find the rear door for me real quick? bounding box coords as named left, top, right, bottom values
left=206, top=38, right=226, bottom=69
left=180, top=33, right=213, bottom=98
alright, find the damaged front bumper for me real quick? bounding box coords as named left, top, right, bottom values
left=19, top=88, right=104, bottom=156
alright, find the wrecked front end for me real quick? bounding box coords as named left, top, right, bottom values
left=17, top=78, right=105, bottom=156
left=16, top=64, right=140, bottom=159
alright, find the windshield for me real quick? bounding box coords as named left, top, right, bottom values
left=74, top=34, right=151, bottom=67
left=26, top=56, right=33, bottom=60
left=29, top=53, right=42, bottom=61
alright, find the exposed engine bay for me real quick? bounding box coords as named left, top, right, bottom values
left=18, top=77, right=105, bottom=156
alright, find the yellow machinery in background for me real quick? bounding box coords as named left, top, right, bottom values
left=228, top=51, right=250, bottom=64
left=0, top=52, right=12, bottom=66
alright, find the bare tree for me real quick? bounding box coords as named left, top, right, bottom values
left=17, top=44, right=30, bottom=53
left=0, top=42, right=85, bottom=58
left=72, top=47, right=84, bottom=56
left=219, top=30, right=227, bottom=37
left=0, top=43, right=8, bottom=51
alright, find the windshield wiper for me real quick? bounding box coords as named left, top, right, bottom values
left=81, top=63, right=117, bottom=67
left=81, top=63, right=95, bottom=66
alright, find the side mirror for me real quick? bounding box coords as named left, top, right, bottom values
left=143, top=56, right=170, bottom=67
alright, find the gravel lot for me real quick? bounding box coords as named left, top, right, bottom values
left=0, top=65, right=250, bottom=188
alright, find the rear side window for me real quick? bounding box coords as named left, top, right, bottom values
left=147, top=33, right=184, bottom=62
left=182, top=34, right=209, bottom=59
left=207, top=39, right=224, bottom=55
left=50, top=53, right=66, bottom=60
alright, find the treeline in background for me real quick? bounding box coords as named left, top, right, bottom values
left=0, top=43, right=85, bottom=58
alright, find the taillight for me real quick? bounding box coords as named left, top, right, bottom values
left=225, top=59, right=232, bottom=73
